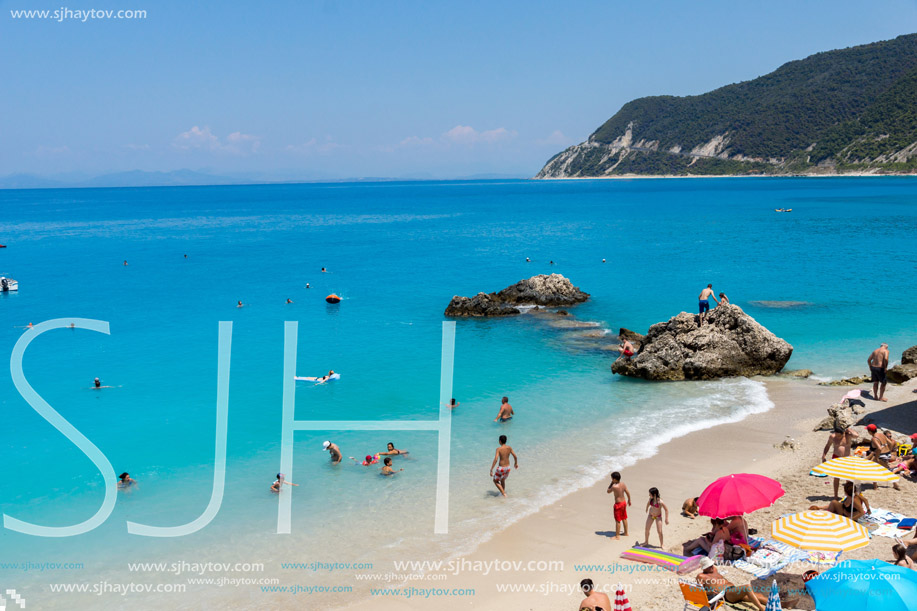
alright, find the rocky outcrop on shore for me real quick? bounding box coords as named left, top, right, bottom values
left=611, top=304, right=793, bottom=381
left=444, top=274, right=589, bottom=317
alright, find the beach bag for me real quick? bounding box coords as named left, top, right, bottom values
left=724, top=543, right=746, bottom=562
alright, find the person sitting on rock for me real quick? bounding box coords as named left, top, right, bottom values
left=618, top=339, right=635, bottom=359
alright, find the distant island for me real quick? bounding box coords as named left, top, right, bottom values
left=537, top=33, right=917, bottom=178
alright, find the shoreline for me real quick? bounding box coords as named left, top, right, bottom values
left=339, top=376, right=917, bottom=610
left=533, top=172, right=917, bottom=180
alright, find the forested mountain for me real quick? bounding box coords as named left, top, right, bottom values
left=537, top=34, right=917, bottom=177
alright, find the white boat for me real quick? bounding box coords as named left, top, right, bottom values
left=0, top=276, right=18, bottom=292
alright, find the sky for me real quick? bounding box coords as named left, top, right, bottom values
left=1, top=0, right=916, bottom=180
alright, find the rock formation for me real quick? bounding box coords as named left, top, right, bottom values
left=444, top=274, right=589, bottom=317
left=611, top=304, right=793, bottom=381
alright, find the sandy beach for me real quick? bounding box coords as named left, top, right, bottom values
left=340, top=376, right=917, bottom=610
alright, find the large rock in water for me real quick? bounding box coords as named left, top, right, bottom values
left=444, top=274, right=589, bottom=317
left=900, top=345, right=917, bottom=365
left=611, top=304, right=793, bottom=380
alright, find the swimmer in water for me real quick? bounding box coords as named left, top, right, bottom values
left=494, top=396, right=514, bottom=422
left=118, top=472, right=136, bottom=488
left=350, top=454, right=379, bottom=466
left=123, top=260, right=128, bottom=266
left=602, top=258, right=606, bottom=263
left=70, top=323, right=75, bottom=329
left=237, top=300, right=244, bottom=308
left=525, top=257, right=531, bottom=262
left=315, top=370, right=335, bottom=384
left=321, top=267, right=327, bottom=273
left=378, top=442, right=409, bottom=456
left=549, top=260, right=554, bottom=265
left=286, top=298, right=293, bottom=304
left=305, top=283, right=311, bottom=289
left=381, top=457, right=403, bottom=476
left=270, top=473, right=298, bottom=493
left=446, top=398, right=460, bottom=409
left=94, top=377, right=101, bottom=388
left=323, top=440, right=343, bottom=463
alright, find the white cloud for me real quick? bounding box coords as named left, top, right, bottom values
left=35, top=145, right=70, bottom=156
left=538, top=130, right=572, bottom=147
left=285, top=136, right=343, bottom=155
left=172, top=126, right=260, bottom=154
left=399, top=136, right=436, bottom=148
left=441, top=125, right=515, bottom=144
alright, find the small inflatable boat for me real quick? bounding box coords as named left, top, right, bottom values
left=1, top=277, right=18, bottom=292
left=325, top=294, right=341, bottom=304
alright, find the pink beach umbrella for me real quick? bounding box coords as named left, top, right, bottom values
left=698, top=473, right=785, bottom=519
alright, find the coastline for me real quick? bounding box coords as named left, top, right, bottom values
left=533, top=172, right=917, bottom=180
left=339, top=376, right=917, bottom=610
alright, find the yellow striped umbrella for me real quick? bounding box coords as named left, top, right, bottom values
left=771, top=510, right=870, bottom=552
left=811, top=455, right=899, bottom=482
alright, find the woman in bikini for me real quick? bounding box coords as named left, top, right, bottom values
left=642, top=487, right=669, bottom=548
left=892, top=544, right=916, bottom=569
left=810, top=481, right=871, bottom=520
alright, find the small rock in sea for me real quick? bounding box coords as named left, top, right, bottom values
left=818, top=375, right=871, bottom=386
left=444, top=274, right=589, bottom=317
left=611, top=304, right=792, bottom=381
left=557, top=310, right=569, bottom=316
left=780, top=369, right=813, bottom=378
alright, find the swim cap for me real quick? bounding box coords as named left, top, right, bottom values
left=866, top=424, right=878, bottom=432
left=365, top=455, right=373, bottom=463
left=322, top=441, right=331, bottom=450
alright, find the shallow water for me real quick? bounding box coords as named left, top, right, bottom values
left=1, top=177, right=916, bottom=607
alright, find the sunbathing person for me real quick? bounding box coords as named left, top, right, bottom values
left=695, top=557, right=767, bottom=611
left=891, top=449, right=917, bottom=475
left=809, top=481, right=871, bottom=520
left=892, top=544, right=916, bottom=569
left=683, top=518, right=730, bottom=555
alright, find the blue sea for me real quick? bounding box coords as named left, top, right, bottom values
left=1, top=177, right=916, bottom=609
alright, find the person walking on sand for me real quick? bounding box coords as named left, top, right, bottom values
left=698, top=284, right=720, bottom=326
left=822, top=425, right=859, bottom=499
left=642, top=487, right=669, bottom=547
left=868, top=343, right=890, bottom=402
left=578, top=578, right=612, bottom=611
left=494, top=396, right=514, bottom=422
left=606, top=471, right=631, bottom=540
left=490, top=435, right=518, bottom=497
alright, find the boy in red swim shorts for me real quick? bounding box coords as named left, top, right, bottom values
left=607, top=471, right=632, bottom=540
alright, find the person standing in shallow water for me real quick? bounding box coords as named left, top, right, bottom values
left=494, top=396, right=513, bottom=422
left=698, top=284, right=719, bottom=326
left=490, top=434, right=518, bottom=497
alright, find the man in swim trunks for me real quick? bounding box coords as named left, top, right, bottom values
left=578, top=578, right=612, bottom=611
left=868, top=343, right=889, bottom=402
left=606, top=471, right=631, bottom=540
left=494, top=396, right=514, bottom=422
left=695, top=557, right=767, bottom=610
left=490, top=435, right=518, bottom=497
left=322, top=440, right=342, bottom=463
left=822, top=425, right=858, bottom=498
left=697, top=284, right=719, bottom=326
left=618, top=339, right=635, bottom=359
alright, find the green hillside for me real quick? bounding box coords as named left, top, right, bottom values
left=537, top=34, right=917, bottom=177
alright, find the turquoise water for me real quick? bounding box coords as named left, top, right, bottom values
left=1, top=177, right=916, bottom=608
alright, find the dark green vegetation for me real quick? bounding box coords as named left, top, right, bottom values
left=537, top=34, right=917, bottom=177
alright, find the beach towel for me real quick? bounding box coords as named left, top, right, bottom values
left=805, top=550, right=841, bottom=566
left=619, top=546, right=703, bottom=575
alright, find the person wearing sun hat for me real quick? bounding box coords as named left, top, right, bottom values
left=695, top=557, right=768, bottom=610
left=322, top=440, right=342, bottom=463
